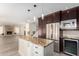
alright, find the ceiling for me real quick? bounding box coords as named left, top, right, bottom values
left=0, top=3, right=79, bottom=25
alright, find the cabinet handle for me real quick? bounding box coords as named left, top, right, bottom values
left=35, top=46, right=38, bottom=48
left=35, top=51, right=38, bottom=54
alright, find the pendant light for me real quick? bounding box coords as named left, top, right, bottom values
left=41, top=8, right=44, bottom=20
left=42, top=13, right=44, bottom=20
left=33, top=16, right=36, bottom=22
left=33, top=4, right=37, bottom=22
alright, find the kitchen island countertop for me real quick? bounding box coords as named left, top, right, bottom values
left=18, top=35, right=53, bottom=47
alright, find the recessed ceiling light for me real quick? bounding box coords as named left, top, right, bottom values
left=34, top=4, right=37, bottom=7
left=27, top=9, right=30, bottom=12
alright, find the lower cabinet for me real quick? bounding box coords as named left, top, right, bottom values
left=18, top=38, right=54, bottom=56
left=31, top=43, right=44, bottom=56
left=32, top=42, right=54, bottom=56
left=54, top=40, right=60, bottom=52
left=18, top=38, right=32, bottom=56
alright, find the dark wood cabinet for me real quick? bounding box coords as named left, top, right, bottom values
left=77, top=6, right=79, bottom=29
left=45, top=14, right=53, bottom=24
left=61, top=7, right=77, bottom=21
left=46, top=11, right=61, bottom=23
left=38, top=6, right=79, bottom=38
left=61, top=7, right=79, bottom=29
left=38, top=18, right=43, bottom=38
left=60, top=7, right=79, bottom=52
left=38, top=11, right=61, bottom=38
left=38, top=17, right=46, bottom=38
left=53, top=11, right=61, bottom=22
left=38, top=6, right=79, bottom=53
left=42, top=18, right=46, bottom=38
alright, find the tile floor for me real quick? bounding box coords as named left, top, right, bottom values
left=0, top=35, right=19, bottom=56
left=0, top=35, right=68, bottom=56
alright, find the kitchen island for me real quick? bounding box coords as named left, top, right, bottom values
left=18, top=35, right=54, bottom=56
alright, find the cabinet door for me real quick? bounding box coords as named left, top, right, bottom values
left=46, top=23, right=52, bottom=39
left=77, top=7, right=79, bottom=29
left=38, top=18, right=43, bottom=38
left=46, top=23, right=60, bottom=40
left=46, top=15, right=53, bottom=24
left=46, top=11, right=60, bottom=23
left=52, top=23, right=60, bottom=40
left=53, top=11, right=60, bottom=23
left=31, top=43, right=44, bottom=56
left=61, top=7, right=77, bottom=21
left=42, top=19, right=46, bottom=38
left=38, top=17, right=46, bottom=38
left=54, top=40, right=60, bottom=52
left=19, top=39, right=28, bottom=56
left=19, top=39, right=32, bottom=56
left=26, top=41, right=32, bottom=56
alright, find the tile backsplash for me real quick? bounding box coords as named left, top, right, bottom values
left=63, top=30, right=79, bottom=38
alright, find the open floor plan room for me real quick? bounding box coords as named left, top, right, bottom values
left=0, top=3, right=79, bottom=56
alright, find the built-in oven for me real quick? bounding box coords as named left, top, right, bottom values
left=63, top=39, right=79, bottom=56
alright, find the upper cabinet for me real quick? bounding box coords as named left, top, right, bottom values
left=38, top=18, right=43, bottom=38
left=45, top=15, right=53, bottom=24
left=61, top=7, right=79, bottom=29
left=61, top=7, right=77, bottom=21
left=77, top=7, right=79, bottom=29
left=46, top=11, right=61, bottom=24
left=38, top=6, right=79, bottom=38
left=53, top=11, right=61, bottom=23
left=38, top=11, right=61, bottom=38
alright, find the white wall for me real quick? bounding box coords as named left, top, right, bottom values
left=29, top=22, right=37, bottom=35
left=19, top=23, right=30, bottom=36
left=14, top=26, right=20, bottom=35
left=19, top=25, right=25, bottom=35
left=25, top=23, right=30, bottom=36
left=19, top=22, right=37, bottom=36
left=0, top=25, right=4, bottom=35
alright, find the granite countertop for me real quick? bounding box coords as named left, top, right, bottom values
left=19, top=35, right=53, bottom=47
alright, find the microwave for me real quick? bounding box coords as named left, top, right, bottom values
left=60, top=19, right=77, bottom=29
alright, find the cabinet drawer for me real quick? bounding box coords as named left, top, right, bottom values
left=32, top=43, right=44, bottom=56
left=33, top=44, right=43, bottom=51
left=32, top=50, right=43, bottom=56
